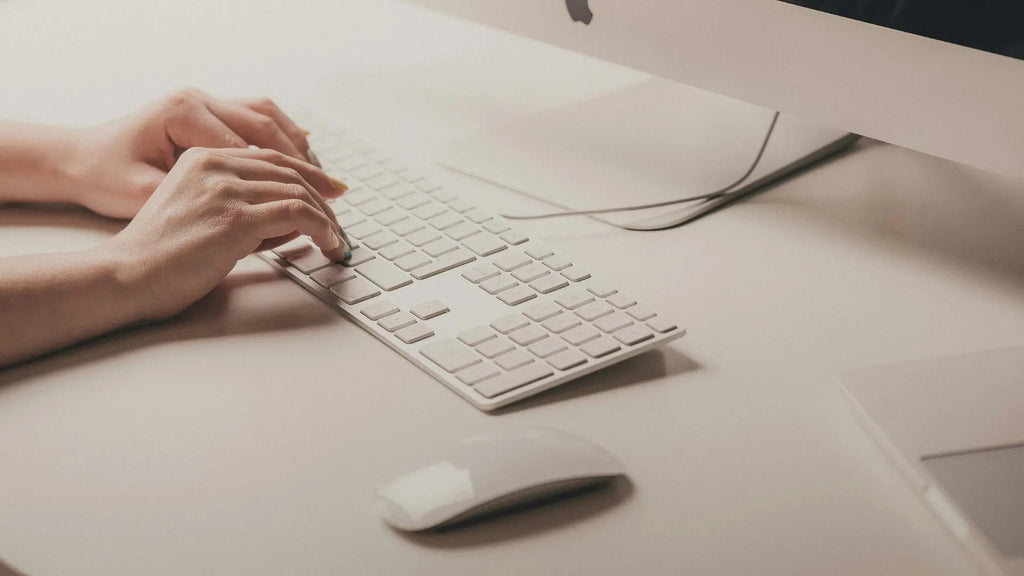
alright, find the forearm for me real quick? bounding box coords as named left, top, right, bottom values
left=0, top=247, right=150, bottom=367
left=0, top=121, right=83, bottom=204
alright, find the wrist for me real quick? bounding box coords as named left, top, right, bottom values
left=86, top=240, right=160, bottom=325
left=0, top=122, right=88, bottom=205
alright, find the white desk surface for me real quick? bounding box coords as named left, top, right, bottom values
left=1, top=1, right=1023, bottom=574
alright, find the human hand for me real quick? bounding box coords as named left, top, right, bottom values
left=68, top=88, right=344, bottom=219
left=103, top=147, right=349, bottom=320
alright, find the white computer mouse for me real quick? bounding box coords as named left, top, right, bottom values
left=375, top=428, right=626, bottom=531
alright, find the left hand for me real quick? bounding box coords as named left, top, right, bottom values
left=66, top=88, right=339, bottom=219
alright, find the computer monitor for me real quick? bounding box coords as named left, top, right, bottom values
left=405, top=0, right=1024, bottom=228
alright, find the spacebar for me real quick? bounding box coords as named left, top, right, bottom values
left=412, top=249, right=476, bottom=280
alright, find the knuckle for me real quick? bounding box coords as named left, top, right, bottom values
left=164, top=88, right=198, bottom=112
left=254, top=115, right=278, bottom=135
left=254, top=97, right=275, bottom=110
left=282, top=167, right=304, bottom=183
left=286, top=183, right=309, bottom=200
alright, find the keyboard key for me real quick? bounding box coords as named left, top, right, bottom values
left=432, top=189, right=458, bottom=203
left=511, top=263, right=549, bottom=283
left=607, top=293, right=637, bottom=309
left=613, top=324, right=655, bottom=346
left=381, top=158, right=405, bottom=172
left=556, top=290, right=595, bottom=310
left=542, top=254, right=572, bottom=271
left=346, top=221, right=382, bottom=239
left=542, top=312, right=581, bottom=334
left=462, top=263, right=500, bottom=284
left=378, top=241, right=415, bottom=261
left=406, top=228, right=441, bottom=247
left=480, top=275, right=517, bottom=295
left=416, top=180, right=442, bottom=193
left=363, top=231, right=399, bottom=251
left=422, top=237, right=459, bottom=258
left=581, top=336, right=621, bottom=358
left=498, top=285, right=537, bottom=306
left=310, top=264, right=356, bottom=288
left=365, top=172, right=399, bottom=190
left=594, top=312, right=633, bottom=333
left=330, top=277, right=380, bottom=305
left=458, top=326, right=497, bottom=347
left=587, top=283, right=617, bottom=298
left=337, top=211, right=366, bottom=228
left=482, top=219, right=511, bottom=235
left=391, top=218, right=425, bottom=236
left=626, top=305, right=656, bottom=321
left=397, top=191, right=431, bottom=210
left=495, top=349, right=534, bottom=371
left=447, top=198, right=475, bottom=213
left=358, top=198, right=392, bottom=216
left=272, top=237, right=310, bottom=259
left=464, top=208, right=492, bottom=224
left=379, top=312, right=416, bottom=332
left=428, top=211, right=463, bottom=231
left=288, top=250, right=334, bottom=274
left=342, top=188, right=376, bottom=206
left=476, top=362, right=553, bottom=399
left=352, top=164, right=384, bottom=181
left=337, top=155, right=370, bottom=171
left=530, top=275, right=569, bottom=295
left=455, top=362, right=500, bottom=386
left=342, top=247, right=376, bottom=267
left=361, top=300, right=399, bottom=321
left=412, top=202, right=447, bottom=220
left=563, top=325, right=601, bottom=346
left=382, top=182, right=417, bottom=200
left=525, top=245, right=554, bottom=260
left=477, top=337, right=515, bottom=359
left=523, top=301, right=562, bottom=322
left=647, top=317, right=678, bottom=334
left=410, top=299, right=450, bottom=320
left=463, top=233, right=507, bottom=257
left=410, top=249, right=476, bottom=280
left=500, top=230, right=529, bottom=246
left=494, top=252, right=532, bottom=272
left=576, top=301, right=614, bottom=322
left=375, top=208, right=408, bottom=227
left=356, top=259, right=413, bottom=292
left=527, top=337, right=568, bottom=359
left=395, top=252, right=432, bottom=272
left=561, top=268, right=591, bottom=282
left=547, top=349, right=588, bottom=371
left=421, top=338, right=481, bottom=373
left=509, top=325, right=548, bottom=346
left=445, top=222, right=481, bottom=241
left=490, top=314, right=530, bottom=334
left=395, top=322, right=434, bottom=344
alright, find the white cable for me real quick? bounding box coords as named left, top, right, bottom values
left=498, top=111, right=781, bottom=231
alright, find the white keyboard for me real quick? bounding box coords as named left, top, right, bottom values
left=258, top=110, right=686, bottom=411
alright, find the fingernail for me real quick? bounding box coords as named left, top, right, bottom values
left=329, top=176, right=349, bottom=194
left=328, top=229, right=341, bottom=250
left=307, top=148, right=322, bottom=168
left=299, top=126, right=312, bottom=136
left=339, top=234, right=352, bottom=262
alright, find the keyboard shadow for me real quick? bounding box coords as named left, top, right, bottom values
left=396, top=475, right=633, bottom=549
left=493, top=346, right=701, bottom=414
left=0, top=268, right=334, bottom=390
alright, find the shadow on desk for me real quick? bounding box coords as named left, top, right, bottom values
left=0, top=268, right=333, bottom=390
left=495, top=347, right=701, bottom=414
left=398, top=476, right=634, bottom=549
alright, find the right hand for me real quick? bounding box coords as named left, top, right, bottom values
left=104, top=146, right=350, bottom=320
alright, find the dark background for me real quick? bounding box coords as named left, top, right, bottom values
left=782, top=0, right=1024, bottom=61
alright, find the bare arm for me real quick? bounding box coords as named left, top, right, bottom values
left=0, top=91, right=351, bottom=368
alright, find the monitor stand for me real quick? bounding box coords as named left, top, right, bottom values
left=436, top=78, right=860, bottom=230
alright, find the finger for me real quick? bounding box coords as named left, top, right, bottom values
left=223, top=146, right=347, bottom=198
left=166, top=98, right=247, bottom=150
left=234, top=97, right=313, bottom=163
left=256, top=231, right=301, bottom=253
left=204, top=100, right=306, bottom=161
left=248, top=199, right=348, bottom=261
left=236, top=177, right=340, bottom=237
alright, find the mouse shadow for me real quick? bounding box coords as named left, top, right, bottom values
left=0, top=267, right=335, bottom=390
left=397, top=475, right=634, bottom=548
left=493, top=346, right=702, bottom=414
